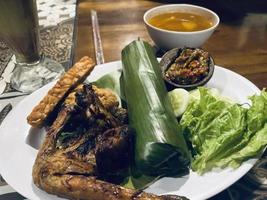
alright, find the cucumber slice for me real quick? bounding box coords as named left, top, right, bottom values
left=189, top=88, right=235, bottom=104
left=168, top=88, right=190, bottom=117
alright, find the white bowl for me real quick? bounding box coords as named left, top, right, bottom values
left=143, top=4, right=220, bottom=50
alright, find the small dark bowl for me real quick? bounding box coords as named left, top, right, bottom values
left=160, top=47, right=215, bottom=91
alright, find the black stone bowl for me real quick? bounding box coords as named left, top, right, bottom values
left=160, top=47, right=215, bottom=91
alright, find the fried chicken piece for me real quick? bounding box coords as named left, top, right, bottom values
left=64, top=84, right=84, bottom=106
left=95, top=125, right=134, bottom=174
left=32, top=84, right=188, bottom=200
left=92, top=85, right=119, bottom=110
left=38, top=174, right=187, bottom=200
left=61, top=84, right=118, bottom=110
left=27, top=56, right=95, bottom=128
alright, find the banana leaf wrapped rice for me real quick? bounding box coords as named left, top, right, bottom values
left=121, top=40, right=190, bottom=177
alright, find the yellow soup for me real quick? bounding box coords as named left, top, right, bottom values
left=148, top=12, right=213, bottom=32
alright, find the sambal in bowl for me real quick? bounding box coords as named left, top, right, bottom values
left=160, top=47, right=214, bottom=90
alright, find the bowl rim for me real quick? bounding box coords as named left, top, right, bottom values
left=160, top=47, right=215, bottom=90
left=143, top=4, right=220, bottom=35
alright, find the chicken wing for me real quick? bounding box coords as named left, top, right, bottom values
left=32, top=84, right=188, bottom=200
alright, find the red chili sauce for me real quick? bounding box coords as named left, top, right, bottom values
left=165, top=48, right=210, bottom=85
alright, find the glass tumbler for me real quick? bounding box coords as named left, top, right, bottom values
left=0, top=0, right=65, bottom=93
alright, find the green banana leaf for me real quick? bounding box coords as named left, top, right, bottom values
left=121, top=40, right=190, bottom=177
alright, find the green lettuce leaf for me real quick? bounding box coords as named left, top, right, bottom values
left=181, top=88, right=267, bottom=174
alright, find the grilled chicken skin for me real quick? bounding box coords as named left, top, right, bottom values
left=32, top=84, right=188, bottom=200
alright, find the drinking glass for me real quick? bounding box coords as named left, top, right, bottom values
left=0, top=0, right=65, bottom=93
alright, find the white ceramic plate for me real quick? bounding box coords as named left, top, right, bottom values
left=0, top=61, right=261, bottom=200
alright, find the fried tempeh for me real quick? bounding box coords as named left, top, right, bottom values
left=27, top=56, right=95, bottom=127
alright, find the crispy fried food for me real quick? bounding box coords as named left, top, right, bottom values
left=64, top=84, right=84, bottom=106
left=95, top=125, right=134, bottom=174
left=36, top=174, right=186, bottom=200
left=32, top=85, right=187, bottom=200
left=56, top=84, right=118, bottom=113
left=92, top=85, right=119, bottom=110
left=27, top=56, right=95, bottom=128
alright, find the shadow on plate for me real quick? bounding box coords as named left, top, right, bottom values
left=31, top=181, right=64, bottom=200
left=145, top=175, right=189, bottom=195
left=25, top=127, right=46, bottom=150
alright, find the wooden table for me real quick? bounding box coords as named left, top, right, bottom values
left=75, top=0, right=267, bottom=89
left=74, top=1, right=267, bottom=199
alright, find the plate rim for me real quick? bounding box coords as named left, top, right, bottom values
left=0, top=60, right=261, bottom=200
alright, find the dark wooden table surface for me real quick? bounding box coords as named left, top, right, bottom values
left=74, top=0, right=267, bottom=199
left=75, top=0, right=267, bottom=89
